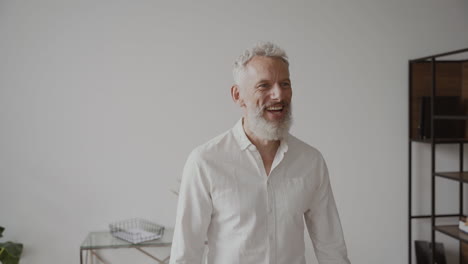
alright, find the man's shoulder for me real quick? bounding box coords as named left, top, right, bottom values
left=287, top=134, right=325, bottom=162
left=189, top=128, right=237, bottom=161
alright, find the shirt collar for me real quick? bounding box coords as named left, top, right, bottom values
left=232, top=118, right=289, bottom=154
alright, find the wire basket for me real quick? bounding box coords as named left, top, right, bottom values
left=109, top=218, right=165, bottom=244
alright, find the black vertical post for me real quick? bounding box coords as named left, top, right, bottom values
left=409, top=61, right=413, bottom=264
left=460, top=143, right=464, bottom=214
left=430, top=57, right=436, bottom=264
left=460, top=143, right=464, bottom=264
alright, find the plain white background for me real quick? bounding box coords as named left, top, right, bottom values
left=1, top=0, right=468, bottom=263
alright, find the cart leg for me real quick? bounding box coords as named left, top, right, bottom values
left=135, top=247, right=170, bottom=264
left=91, top=250, right=111, bottom=264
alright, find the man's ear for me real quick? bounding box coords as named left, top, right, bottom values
left=231, top=85, right=245, bottom=107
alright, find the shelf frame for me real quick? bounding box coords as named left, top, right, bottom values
left=411, top=139, right=468, bottom=144
left=411, top=214, right=461, bottom=219
left=434, top=115, right=468, bottom=120
left=430, top=57, right=436, bottom=264
left=410, top=48, right=468, bottom=62
left=409, top=47, right=468, bottom=264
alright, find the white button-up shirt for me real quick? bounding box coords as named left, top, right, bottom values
left=170, top=119, right=350, bottom=264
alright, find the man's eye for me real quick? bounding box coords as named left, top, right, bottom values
left=282, top=82, right=291, bottom=87
left=258, top=84, right=268, bottom=88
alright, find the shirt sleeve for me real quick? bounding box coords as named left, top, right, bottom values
left=170, top=150, right=212, bottom=264
left=304, top=156, right=351, bottom=264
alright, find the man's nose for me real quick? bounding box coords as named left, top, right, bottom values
left=270, top=83, right=284, bottom=100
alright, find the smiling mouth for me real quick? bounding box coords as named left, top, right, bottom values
left=264, top=104, right=286, bottom=113
left=266, top=105, right=283, bottom=111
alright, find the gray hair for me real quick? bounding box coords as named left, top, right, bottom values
left=232, top=42, right=289, bottom=85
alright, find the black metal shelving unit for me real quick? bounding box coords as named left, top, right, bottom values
left=409, top=48, right=468, bottom=264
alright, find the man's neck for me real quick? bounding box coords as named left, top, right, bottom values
left=242, top=118, right=281, bottom=176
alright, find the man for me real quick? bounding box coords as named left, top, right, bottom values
left=170, top=42, right=351, bottom=264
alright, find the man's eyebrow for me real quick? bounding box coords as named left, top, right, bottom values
left=255, top=78, right=291, bottom=84
left=255, top=79, right=270, bottom=85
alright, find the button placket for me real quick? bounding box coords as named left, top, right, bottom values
left=266, top=178, right=276, bottom=264
left=250, top=146, right=277, bottom=263
left=267, top=180, right=273, bottom=213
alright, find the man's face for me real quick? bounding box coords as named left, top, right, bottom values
left=232, top=56, right=292, bottom=140
left=238, top=56, right=292, bottom=122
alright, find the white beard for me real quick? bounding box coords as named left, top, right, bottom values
left=245, top=103, right=292, bottom=141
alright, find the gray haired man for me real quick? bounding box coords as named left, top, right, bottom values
left=170, top=42, right=351, bottom=264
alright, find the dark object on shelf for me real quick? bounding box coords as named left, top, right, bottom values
left=418, top=96, right=465, bottom=139
left=415, top=240, right=446, bottom=264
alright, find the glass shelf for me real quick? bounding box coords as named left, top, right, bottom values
left=81, top=229, right=173, bottom=250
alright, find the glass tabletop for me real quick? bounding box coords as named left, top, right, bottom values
left=81, top=228, right=173, bottom=249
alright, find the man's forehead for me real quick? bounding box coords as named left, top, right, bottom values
left=243, top=56, right=290, bottom=79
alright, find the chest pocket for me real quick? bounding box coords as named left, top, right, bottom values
left=276, top=177, right=309, bottom=216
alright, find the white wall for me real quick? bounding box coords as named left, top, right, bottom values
left=1, top=1, right=468, bottom=263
